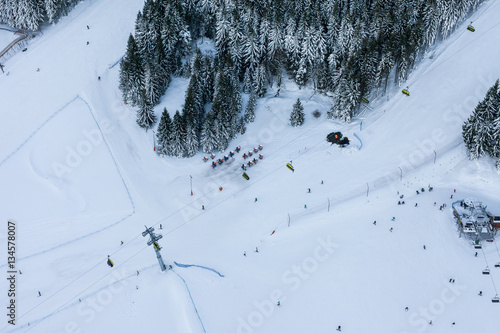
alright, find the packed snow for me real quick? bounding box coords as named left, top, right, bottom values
left=1, top=0, right=500, bottom=333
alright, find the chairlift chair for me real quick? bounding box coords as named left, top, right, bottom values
left=474, top=243, right=482, bottom=249
left=482, top=267, right=490, bottom=275
left=402, top=89, right=410, bottom=96
left=495, top=262, right=500, bottom=268
left=467, top=25, right=475, bottom=32
left=492, top=295, right=499, bottom=303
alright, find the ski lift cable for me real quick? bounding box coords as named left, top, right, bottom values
left=12, top=6, right=500, bottom=326
left=409, top=1, right=500, bottom=89
left=480, top=246, right=499, bottom=296
left=4, top=112, right=339, bottom=332
left=100, top=2, right=500, bottom=246
left=481, top=246, right=489, bottom=266
left=494, top=240, right=500, bottom=260
left=4, top=245, right=151, bottom=333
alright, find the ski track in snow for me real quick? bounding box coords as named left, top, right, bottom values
left=353, top=132, right=362, bottom=150
left=173, top=270, right=207, bottom=333
left=174, top=261, right=225, bottom=277
left=0, top=95, right=135, bottom=265
left=2, top=0, right=500, bottom=332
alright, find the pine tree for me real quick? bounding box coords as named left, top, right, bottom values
left=170, top=110, right=186, bottom=157
left=156, top=108, right=172, bottom=155
left=255, top=64, right=267, bottom=97
left=463, top=79, right=500, bottom=159
left=184, top=122, right=199, bottom=157
left=201, top=112, right=218, bottom=153
left=244, top=93, right=256, bottom=123
left=200, top=55, right=214, bottom=103
left=239, top=117, right=246, bottom=135
left=115, top=0, right=488, bottom=131
left=492, top=118, right=500, bottom=158
left=45, top=0, right=59, bottom=24
left=290, top=98, right=305, bottom=127
left=295, top=59, right=307, bottom=87
left=183, top=50, right=205, bottom=133
left=16, top=0, right=44, bottom=30
left=119, top=34, right=144, bottom=106
left=243, top=67, right=254, bottom=94
left=136, top=90, right=156, bottom=130
left=144, top=60, right=164, bottom=106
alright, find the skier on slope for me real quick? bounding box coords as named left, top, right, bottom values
left=107, top=255, right=114, bottom=268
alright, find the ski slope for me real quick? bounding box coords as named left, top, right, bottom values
left=1, top=0, right=500, bottom=332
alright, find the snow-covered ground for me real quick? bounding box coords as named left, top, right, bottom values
left=0, top=27, right=18, bottom=49
left=1, top=0, right=500, bottom=332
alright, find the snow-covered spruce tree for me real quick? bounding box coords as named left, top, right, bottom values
left=492, top=118, right=500, bottom=158
left=242, top=67, right=254, bottom=94
left=295, top=59, right=307, bottom=87
left=119, top=34, right=144, bottom=106
left=200, top=55, right=214, bottom=104
left=184, top=121, right=199, bottom=158
left=290, top=98, right=305, bottom=127
left=327, top=66, right=360, bottom=123
left=44, top=0, right=59, bottom=24
left=244, top=93, right=256, bottom=124
left=242, top=21, right=261, bottom=71
left=239, top=117, right=246, bottom=135
left=463, top=79, right=500, bottom=160
left=136, top=90, right=156, bottom=130
left=0, top=0, right=84, bottom=32
left=209, top=56, right=241, bottom=151
left=255, top=64, right=267, bottom=98
left=170, top=110, right=186, bottom=157
left=162, top=2, right=191, bottom=76
left=9, top=0, right=44, bottom=30
left=462, top=113, right=479, bottom=159
left=118, top=0, right=489, bottom=133
left=201, top=112, right=217, bottom=153
left=135, top=6, right=154, bottom=59
left=144, top=60, right=164, bottom=106
left=156, top=108, right=172, bottom=155
left=183, top=50, right=205, bottom=134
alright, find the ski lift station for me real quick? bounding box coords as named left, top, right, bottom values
left=452, top=198, right=500, bottom=241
